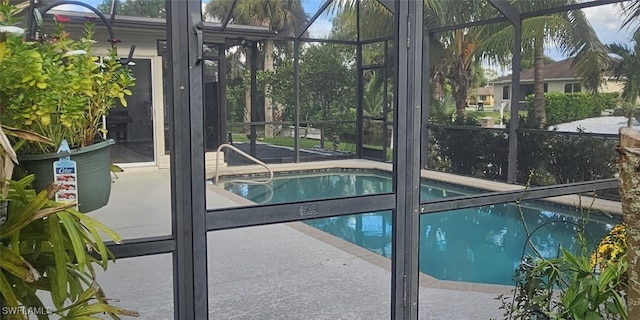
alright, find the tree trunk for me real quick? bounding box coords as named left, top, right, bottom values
left=533, top=38, right=546, bottom=128
left=264, top=39, right=274, bottom=138
left=451, top=65, right=469, bottom=122
left=432, top=72, right=444, bottom=101
left=243, top=49, right=252, bottom=134
left=618, top=126, right=640, bottom=319
left=272, top=102, right=285, bottom=136
left=320, top=103, right=327, bottom=149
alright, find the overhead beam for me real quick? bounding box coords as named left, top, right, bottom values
left=420, top=179, right=618, bottom=214
left=520, top=0, right=624, bottom=18
left=220, top=0, right=238, bottom=32
left=376, top=0, right=394, bottom=13
left=297, top=0, right=334, bottom=39
left=428, top=16, right=507, bottom=34
left=488, top=0, right=520, bottom=24
left=206, top=194, right=395, bottom=231
left=430, top=0, right=624, bottom=35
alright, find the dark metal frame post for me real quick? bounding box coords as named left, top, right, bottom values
left=420, top=32, right=430, bottom=169
left=293, top=39, right=301, bottom=162
left=392, top=0, right=423, bottom=318
left=250, top=41, right=258, bottom=156
left=356, top=0, right=364, bottom=158
left=508, top=23, right=522, bottom=183
left=382, top=40, right=390, bottom=161
left=219, top=43, right=229, bottom=143
left=167, top=0, right=208, bottom=318
left=487, top=0, right=521, bottom=184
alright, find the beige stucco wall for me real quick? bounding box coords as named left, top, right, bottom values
left=491, top=84, right=512, bottom=111
left=492, top=79, right=623, bottom=111
left=600, top=79, right=624, bottom=93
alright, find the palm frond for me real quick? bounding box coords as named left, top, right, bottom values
left=557, top=8, right=610, bottom=92
left=620, top=0, right=640, bottom=31
left=607, top=30, right=640, bottom=102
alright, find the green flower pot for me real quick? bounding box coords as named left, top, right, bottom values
left=18, top=139, right=115, bottom=213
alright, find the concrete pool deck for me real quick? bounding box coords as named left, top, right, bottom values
left=211, top=159, right=622, bottom=216
left=86, top=160, right=621, bottom=319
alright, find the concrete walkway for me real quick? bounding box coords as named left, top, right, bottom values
left=88, top=167, right=506, bottom=319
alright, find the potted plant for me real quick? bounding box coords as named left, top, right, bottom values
left=1, top=123, right=139, bottom=319
left=0, top=0, right=135, bottom=212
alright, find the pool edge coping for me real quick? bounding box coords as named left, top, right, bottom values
left=207, top=184, right=514, bottom=295
left=286, top=221, right=515, bottom=295
left=209, top=159, right=622, bottom=216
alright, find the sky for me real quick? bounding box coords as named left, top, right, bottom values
left=60, top=0, right=334, bottom=38
left=54, top=0, right=633, bottom=59
left=560, top=4, right=633, bottom=60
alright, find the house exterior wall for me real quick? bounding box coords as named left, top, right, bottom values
left=41, top=14, right=272, bottom=169
left=492, top=84, right=516, bottom=111
left=600, top=80, right=624, bottom=93
left=492, top=79, right=622, bottom=112
left=547, top=81, right=567, bottom=93
left=469, top=92, right=495, bottom=107
left=56, top=23, right=222, bottom=168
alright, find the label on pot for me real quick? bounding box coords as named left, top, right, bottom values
left=53, top=159, right=78, bottom=207
left=53, top=140, right=78, bottom=209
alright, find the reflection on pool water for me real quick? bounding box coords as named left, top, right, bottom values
left=223, top=171, right=620, bottom=285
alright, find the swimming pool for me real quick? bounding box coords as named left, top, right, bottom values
left=223, top=170, right=619, bottom=285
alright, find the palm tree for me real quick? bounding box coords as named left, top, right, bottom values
left=204, top=0, right=306, bottom=136
left=608, top=31, right=640, bottom=127
left=586, top=5, right=640, bottom=318
left=424, top=0, right=498, bottom=121
left=362, top=70, right=389, bottom=118
left=621, top=0, right=640, bottom=31
left=482, top=0, right=609, bottom=128
left=329, top=0, right=394, bottom=41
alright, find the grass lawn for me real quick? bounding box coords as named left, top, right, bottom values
left=231, top=133, right=393, bottom=161
left=231, top=134, right=358, bottom=153
left=233, top=133, right=393, bottom=161
left=468, top=110, right=528, bottom=123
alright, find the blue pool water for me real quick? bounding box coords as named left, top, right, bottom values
left=224, top=171, right=619, bottom=285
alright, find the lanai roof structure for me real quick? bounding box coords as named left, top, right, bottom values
left=4, top=0, right=630, bottom=319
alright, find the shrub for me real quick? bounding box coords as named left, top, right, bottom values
left=498, top=224, right=628, bottom=320
left=524, top=92, right=619, bottom=126
left=428, top=120, right=509, bottom=180
left=428, top=123, right=616, bottom=184
left=591, top=224, right=626, bottom=272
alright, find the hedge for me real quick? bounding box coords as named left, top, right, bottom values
left=428, top=126, right=617, bottom=185
left=525, top=92, right=619, bottom=126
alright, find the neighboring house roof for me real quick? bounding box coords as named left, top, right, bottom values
left=492, top=58, right=579, bottom=84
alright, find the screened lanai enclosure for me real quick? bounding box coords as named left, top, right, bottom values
left=3, top=0, right=637, bottom=319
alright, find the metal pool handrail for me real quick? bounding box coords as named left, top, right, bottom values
left=214, top=144, right=274, bottom=185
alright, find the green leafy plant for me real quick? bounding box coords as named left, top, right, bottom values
left=0, top=0, right=135, bottom=154
left=1, top=176, right=139, bottom=319
left=1, top=123, right=137, bottom=319
left=497, top=218, right=628, bottom=319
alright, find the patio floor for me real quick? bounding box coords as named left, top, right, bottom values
left=86, top=162, right=525, bottom=319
